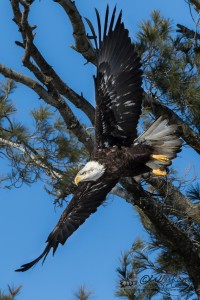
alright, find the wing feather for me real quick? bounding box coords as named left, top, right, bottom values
left=103, top=6, right=109, bottom=40
left=95, top=8, right=102, bottom=47
left=92, top=7, right=143, bottom=147
left=15, top=177, right=118, bottom=272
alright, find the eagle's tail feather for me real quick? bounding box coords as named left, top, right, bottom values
left=135, top=116, right=182, bottom=175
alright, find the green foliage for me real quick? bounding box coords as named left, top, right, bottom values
left=0, top=285, right=21, bottom=300
left=73, top=285, right=93, bottom=300
left=138, top=10, right=172, bottom=45
left=137, top=10, right=200, bottom=132
left=186, top=183, right=200, bottom=202
left=0, top=80, right=89, bottom=205
left=0, top=80, right=16, bottom=116
left=115, top=239, right=195, bottom=300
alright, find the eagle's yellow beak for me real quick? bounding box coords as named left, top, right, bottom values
left=74, top=174, right=82, bottom=186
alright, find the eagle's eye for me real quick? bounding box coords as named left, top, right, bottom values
left=80, top=168, right=94, bottom=176
left=79, top=171, right=86, bottom=175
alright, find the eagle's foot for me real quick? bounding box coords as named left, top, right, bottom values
left=152, top=168, right=167, bottom=176
left=151, top=154, right=169, bottom=163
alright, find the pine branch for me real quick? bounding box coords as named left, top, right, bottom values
left=111, top=179, right=200, bottom=247
left=187, top=183, right=200, bottom=202
left=74, top=285, right=93, bottom=300
left=0, top=284, right=22, bottom=300
left=120, top=178, right=200, bottom=295
left=0, top=64, right=93, bottom=152
left=145, top=175, right=200, bottom=225
left=0, top=137, right=62, bottom=180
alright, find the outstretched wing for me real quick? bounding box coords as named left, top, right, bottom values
left=86, top=6, right=143, bottom=147
left=16, top=177, right=118, bottom=272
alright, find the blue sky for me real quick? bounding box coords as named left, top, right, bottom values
left=0, top=1, right=198, bottom=299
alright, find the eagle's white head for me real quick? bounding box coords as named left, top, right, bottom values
left=74, top=161, right=105, bottom=186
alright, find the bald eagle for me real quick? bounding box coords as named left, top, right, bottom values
left=16, top=6, right=182, bottom=272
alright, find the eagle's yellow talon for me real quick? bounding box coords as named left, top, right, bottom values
left=152, top=169, right=167, bottom=176
left=151, top=154, right=169, bottom=163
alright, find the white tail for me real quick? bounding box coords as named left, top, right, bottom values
left=134, top=117, right=182, bottom=172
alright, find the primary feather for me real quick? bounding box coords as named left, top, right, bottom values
left=16, top=178, right=118, bottom=272
left=87, top=5, right=143, bottom=147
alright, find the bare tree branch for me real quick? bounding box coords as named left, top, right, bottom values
left=55, top=0, right=96, bottom=63
left=0, top=63, right=93, bottom=152
left=10, top=0, right=95, bottom=125
left=57, top=0, right=96, bottom=64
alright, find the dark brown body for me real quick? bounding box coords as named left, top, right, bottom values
left=92, top=144, right=152, bottom=179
